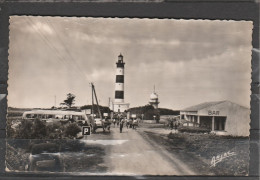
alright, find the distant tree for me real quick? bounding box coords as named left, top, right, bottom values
left=61, top=93, right=76, bottom=108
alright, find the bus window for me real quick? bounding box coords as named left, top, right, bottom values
left=26, top=114, right=32, bottom=118
left=32, top=114, right=37, bottom=118
left=47, top=114, right=54, bottom=119
left=80, top=116, right=86, bottom=120
left=72, top=115, right=79, bottom=121
left=38, top=114, right=44, bottom=119
left=55, top=115, right=63, bottom=119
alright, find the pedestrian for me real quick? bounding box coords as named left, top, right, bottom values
left=170, top=120, right=174, bottom=130
left=119, top=119, right=124, bottom=133
left=129, top=119, right=133, bottom=128
left=117, top=119, right=119, bottom=127
left=113, top=119, right=116, bottom=127
left=133, top=119, right=137, bottom=130
left=126, top=119, right=129, bottom=129
left=174, top=123, right=178, bottom=133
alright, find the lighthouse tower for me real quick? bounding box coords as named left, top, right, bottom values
left=115, top=54, right=125, bottom=103
left=112, top=54, right=130, bottom=113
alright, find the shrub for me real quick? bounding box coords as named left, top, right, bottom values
left=31, top=119, right=47, bottom=139
left=31, top=143, right=59, bottom=154
left=46, top=123, right=65, bottom=139
left=178, top=126, right=211, bottom=134
left=64, top=123, right=81, bottom=138
left=14, top=119, right=33, bottom=139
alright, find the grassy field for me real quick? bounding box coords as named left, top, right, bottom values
left=141, top=130, right=249, bottom=176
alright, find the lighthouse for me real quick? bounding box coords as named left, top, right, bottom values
left=115, top=54, right=125, bottom=103
left=111, top=54, right=130, bottom=113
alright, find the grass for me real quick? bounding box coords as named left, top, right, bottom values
left=167, top=133, right=249, bottom=175
left=141, top=131, right=249, bottom=176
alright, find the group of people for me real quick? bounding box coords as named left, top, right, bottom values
left=113, top=118, right=139, bottom=133
left=167, top=118, right=180, bottom=130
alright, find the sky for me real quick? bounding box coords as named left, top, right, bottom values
left=8, top=16, right=252, bottom=109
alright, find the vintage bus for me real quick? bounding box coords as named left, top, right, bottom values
left=22, top=110, right=90, bottom=126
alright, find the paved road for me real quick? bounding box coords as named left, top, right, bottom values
left=85, top=125, right=197, bottom=175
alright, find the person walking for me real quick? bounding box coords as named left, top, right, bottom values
left=117, top=119, right=120, bottom=127
left=170, top=120, right=174, bottom=130
left=119, top=118, right=124, bottom=133
left=113, top=119, right=116, bottom=127
left=126, top=119, right=129, bottom=129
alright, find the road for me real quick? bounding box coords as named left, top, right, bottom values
left=83, top=124, right=197, bottom=175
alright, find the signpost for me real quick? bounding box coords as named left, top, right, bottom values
left=82, top=126, right=91, bottom=136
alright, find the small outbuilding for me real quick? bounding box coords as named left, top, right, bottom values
left=180, top=100, right=250, bottom=136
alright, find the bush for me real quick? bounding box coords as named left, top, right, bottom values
left=14, top=119, right=33, bottom=139
left=64, top=123, right=81, bottom=138
left=178, top=126, right=211, bottom=134
left=46, top=123, right=65, bottom=139
left=31, top=143, right=59, bottom=154
left=31, top=119, right=47, bottom=139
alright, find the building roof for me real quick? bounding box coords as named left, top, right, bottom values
left=182, top=101, right=226, bottom=111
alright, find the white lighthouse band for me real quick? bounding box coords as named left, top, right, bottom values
left=116, top=67, right=124, bottom=75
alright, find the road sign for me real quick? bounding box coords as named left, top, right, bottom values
left=82, top=126, right=91, bottom=135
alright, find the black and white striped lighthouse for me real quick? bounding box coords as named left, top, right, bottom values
left=111, top=53, right=130, bottom=113
left=115, top=54, right=125, bottom=103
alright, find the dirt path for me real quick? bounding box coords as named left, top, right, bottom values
left=103, top=125, right=197, bottom=175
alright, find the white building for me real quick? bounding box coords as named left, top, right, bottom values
left=180, top=100, right=250, bottom=136
left=149, top=87, right=159, bottom=109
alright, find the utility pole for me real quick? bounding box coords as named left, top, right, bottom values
left=91, top=83, right=94, bottom=116
left=91, top=83, right=102, bottom=119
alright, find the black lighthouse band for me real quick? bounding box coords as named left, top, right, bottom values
left=115, top=91, right=124, bottom=99
left=116, top=75, right=124, bottom=83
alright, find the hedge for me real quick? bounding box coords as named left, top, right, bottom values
left=178, top=126, right=211, bottom=134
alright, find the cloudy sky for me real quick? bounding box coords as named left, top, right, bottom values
left=8, top=16, right=252, bottom=109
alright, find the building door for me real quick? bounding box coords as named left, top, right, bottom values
left=214, top=116, right=226, bottom=131
left=200, top=116, right=212, bottom=129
